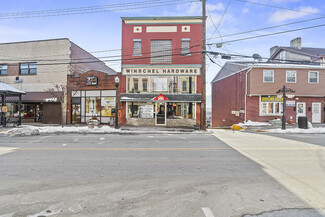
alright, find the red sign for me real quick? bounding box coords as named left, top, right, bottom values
left=153, top=94, right=168, bottom=101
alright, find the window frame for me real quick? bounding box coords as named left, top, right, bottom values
left=308, top=71, right=319, bottom=84
left=19, top=62, right=37, bottom=75
left=0, top=64, right=8, bottom=76
left=263, top=70, right=274, bottom=83
left=181, top=38, right=191, bottom=56
left=132, top=39, right=142, bottom=56
left=286, top=70, right=296, bottom=83
left=150, top=39, right=172, bottom=64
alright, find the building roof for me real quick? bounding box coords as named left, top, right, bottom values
left=120, top=93, right=202, bottom=102
left=121, top=16, right=202, bottom=20
left=270, top=46, right=325, bottom=60
left=0, top=38, right=69, bottom=46
left=211, top=62, right=249, bottom=84
left=0, top=82, right=25, bottom=96
left=212, top=61, right=325, bottom=84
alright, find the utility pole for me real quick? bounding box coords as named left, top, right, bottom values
left=200, top=0, right=206, bottom=130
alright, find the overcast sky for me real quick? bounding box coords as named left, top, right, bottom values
left=1, top=0, right=324, bottom=108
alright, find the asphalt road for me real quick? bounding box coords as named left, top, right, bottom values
left=0, top=132, right=324, bottom=217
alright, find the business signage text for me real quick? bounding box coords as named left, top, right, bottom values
left=122, top=67, right=201, bottom=75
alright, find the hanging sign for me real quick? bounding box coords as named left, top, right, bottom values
left=153, top=94, right=168, bottom=101
left=86, top=76, right=98, bottom=85
left=286, top=101, right=295, bottom=107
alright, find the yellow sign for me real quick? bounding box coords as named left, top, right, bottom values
left=261, top=96, right=283, bottom=102
left=1, top=106, right=7, bottom=112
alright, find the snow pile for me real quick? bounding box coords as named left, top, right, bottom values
left=236, top=120, right=271, bottom=127
left=1, top=125, right=120, bottom=136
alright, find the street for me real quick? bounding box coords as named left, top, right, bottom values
left=0, top=131, right=325, bottom=217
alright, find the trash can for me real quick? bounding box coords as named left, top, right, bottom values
left=194, top=125, right=200, bottom=131
left=298, top=116, right=308, bottom=129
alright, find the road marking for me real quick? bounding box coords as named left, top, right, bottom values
left=62, top=144, right=67, bottom=146
left=99, top=137, right=105, bottom=140
left=16, top=147, right=325, bottom=151
left=202, top=207, right=215, bottom=217
left=147, top=136, right=154, bottom=138
left=41, top=136, right=51, bottom=139
left=29, top=140, right=40, bottom=144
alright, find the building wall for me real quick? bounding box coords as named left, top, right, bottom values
left=66, top=70, right=118, bottom=124
left=212, top=70, right=247, bottom=127
left=0, top=38, right=70, bottom=91
left=248, top=67, right=325, bottom=96
left=246, top=96, right=324, bottom=123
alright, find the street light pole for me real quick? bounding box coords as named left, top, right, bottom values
left=276, top=85, right=295, bottom=130
left=115, top=76, right=120, bottom=129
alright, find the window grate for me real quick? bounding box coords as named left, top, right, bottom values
left=151, top=40, right=172, bottom=64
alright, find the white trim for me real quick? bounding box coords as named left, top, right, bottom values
left=286, top=70, right=297, bottom=83
left=263, top=70, right=274, bottom=83
left=244, top=68, right=251, bottom=122
left=308, top=71, right=319, bottom=84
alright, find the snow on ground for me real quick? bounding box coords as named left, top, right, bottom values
left=236, top=120, right=271, bottom=127
left=267, top=127, right=325, bottom=134
left=0, top=125, right=120, bottom=136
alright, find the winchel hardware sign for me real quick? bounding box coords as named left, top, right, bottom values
left=122, top=67, right=201, bottom=76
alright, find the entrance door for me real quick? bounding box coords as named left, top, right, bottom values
left=312, top=103, right=321, bottom=123
left=296, top=102, right=306, bottom=121
left=72, top=104, right=81, bottom=123
left=156, top=102, right=166, bottom=125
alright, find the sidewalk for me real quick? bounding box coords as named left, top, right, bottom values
left=0, top=123, right=203, bottom=136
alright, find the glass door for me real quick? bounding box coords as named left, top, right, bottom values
left=156, top=102, right=166, bottom=125
left=72, top=104, right=81, bottom=123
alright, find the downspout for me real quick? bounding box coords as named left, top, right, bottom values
left=245, top=68, right=251, bottom=123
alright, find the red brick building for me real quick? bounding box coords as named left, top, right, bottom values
left=211, top=62, right=325, bottom=127
left=120, top=16, right=203, bottom=127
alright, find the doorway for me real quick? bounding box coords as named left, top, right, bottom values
left=156, top=102, right=166, bottom=125
left=296, top=102, right=306, bottom=121
left=312, top=103, right=321, bottom=123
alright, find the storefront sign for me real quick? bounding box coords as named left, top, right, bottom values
left=86, top=76, right=98, bottom=85
left=286, top=101, right=295, bottom=107
left=261, top=96, right=283, bottom=102
left=101, top=97, right=115, bottom=116
left=44, top=98, right=58, bottom=102
left=122, top=67, right=201, bottom=75
left=139, top=105, right=154, bottom=119
left=153, top=94, right=168, bottom=101
left=1, top=106, right=7, bottom=112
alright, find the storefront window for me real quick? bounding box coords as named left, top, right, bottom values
left=86, top=97, right=100, bottom=116
left=127, top=103, right=154, bottom=119
left=167, top=102, right=194, bottom=119
left=101, top=97, right=115, bottom=117
left=260, top=96, right=283, bottom=116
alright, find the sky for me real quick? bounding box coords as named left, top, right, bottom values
left=1, top=0, right=325, bottom=108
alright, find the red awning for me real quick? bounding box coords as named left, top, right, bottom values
left=0, top=91, right=63, bottom=103
left=153, top=94, right=168, bottom=101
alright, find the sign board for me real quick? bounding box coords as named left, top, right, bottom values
left=1, top=106, right=7, bottom=112
left=286, top=101, right=295, bottom=107
left=86, top=76, right=98, bottom=86
left=153, top=94, right=168, bottom=101
left=261, top=96, right=283, bottom=102
left=101, top=97, right=115, bottom=117
left=122, top=67, right=201, bottom=76
left=139, top=105, right=154, bottom=119
left=44, top=98, right=58, bottom=102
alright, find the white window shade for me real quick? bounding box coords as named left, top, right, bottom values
left=151, top=40, right=172, bottom=64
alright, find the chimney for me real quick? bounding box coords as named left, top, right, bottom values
left=270, top=46, right=279, bottom=57
left=290, top=37, right=301, bottom=49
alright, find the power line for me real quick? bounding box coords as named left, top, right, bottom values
left=207, top=23, right=325, bottom=45
left=208, top=0, right=232, bottom=40
left=208, top=16, right=325, bottom=40
left=236, top=0, right=325, bottom=16
left=0, top=0, right=200, bottom=19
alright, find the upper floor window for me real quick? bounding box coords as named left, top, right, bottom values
left=133, top=78, right=139, bottom=91
left=151, top=40, right=172, bottom=64
left=20, top=63, right=37, bottom=75
left=133, top=39, right=142, bottom=56
left=308, top=71, right=319, bottom=83
left=263, top=70, right=274, bottom=82
left=181, top=39, right=190, bottom=55
left=0, top=64, right=7, bottom=75
left=142, top=78, right=148, bottom=92
left=286, top=70, right=296, bottom=83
